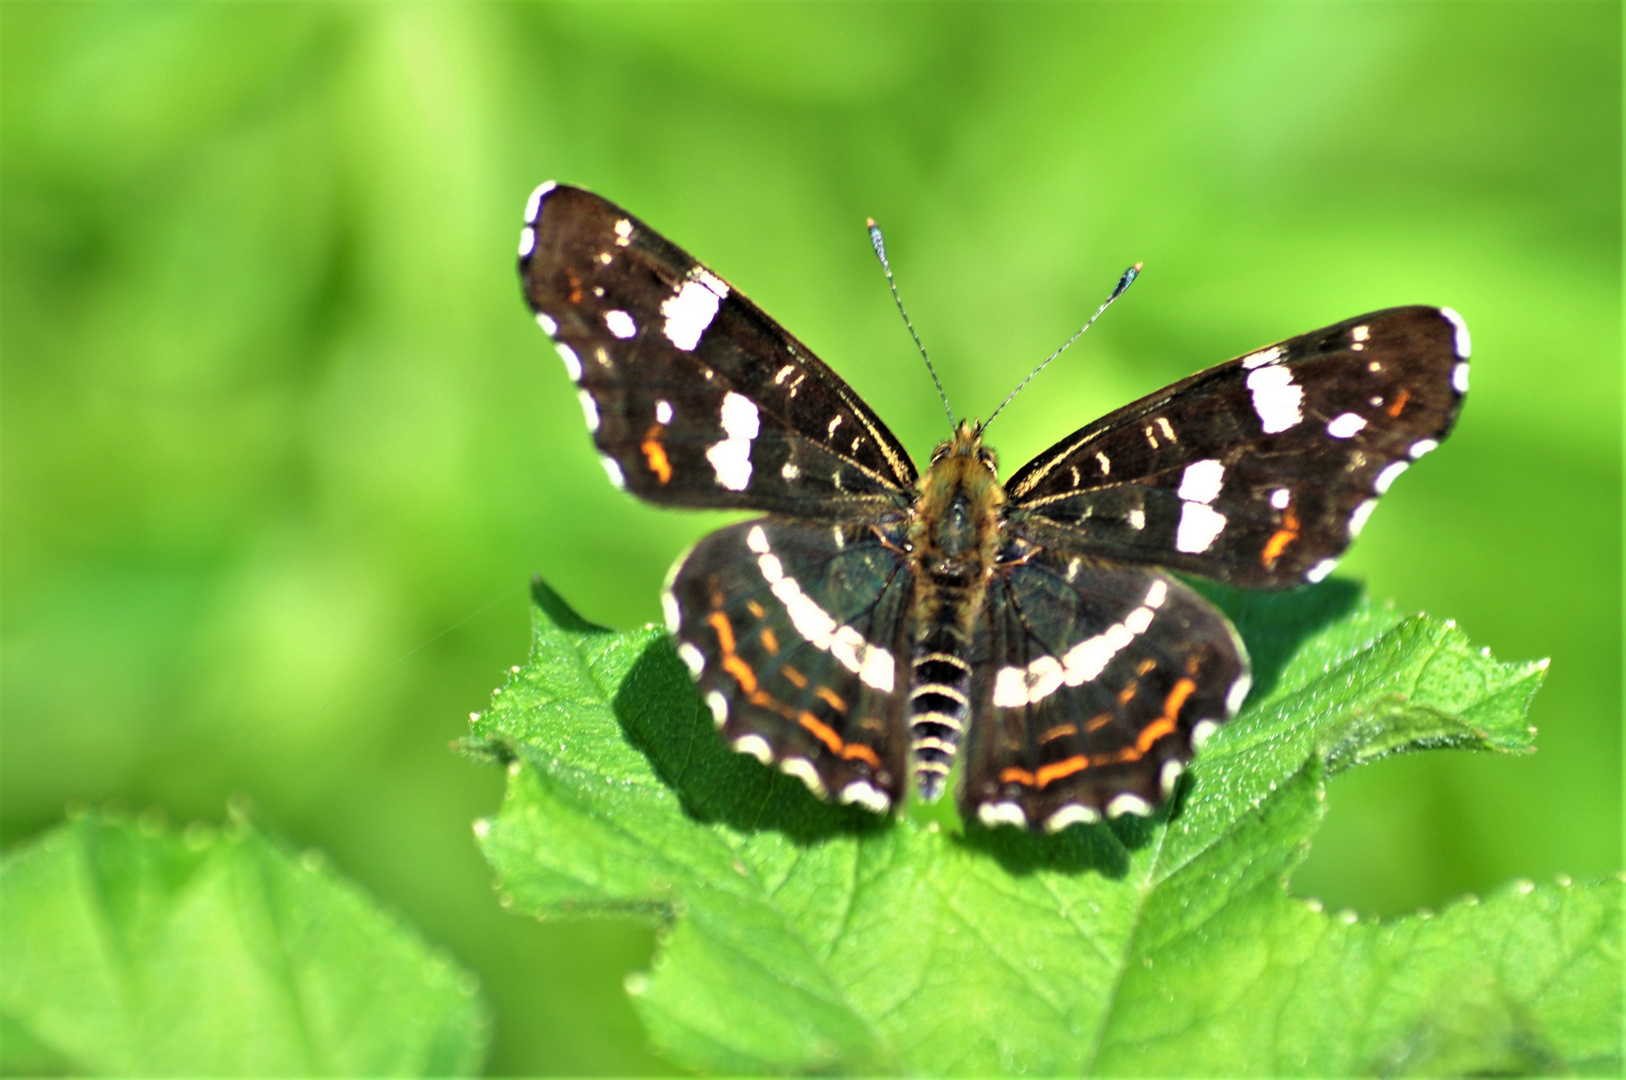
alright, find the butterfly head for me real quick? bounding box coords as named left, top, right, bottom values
left=927, top=419, right=999, bottom=476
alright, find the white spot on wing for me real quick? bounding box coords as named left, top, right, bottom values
left=1271, top=488, right=1291, bottom=509
left=1106, top=793, right=1152, bottom=818
left=1326, top=412, right=1367, bottom=439
left=518, top=226, right=536, bottom=258
left=1348, top=498, right=1378, bottom=537
left=840, top=780, right=891, bottom=813
left=1241, top=345, right=1284, bottom=369
left=1226, top=673, right=1252, bottom=714
left=555, top=342, right=582, bottom=381
left=1351, top=324, right=1370, bottom=343
left=1409, top=439, right=1439, bottom=459
left=780, top=757, right=826, bottom=796
left=605, top=310, right=636, bottom=338
left=706, top=392, right=759, bottom=490
left=1191, top=718, right=1219, bottom=751
left=678, top=643, right=705, bottom=675
left=1144, top=579, right=1168, bottom=608
left=1044, top=804, right=1100, bottom=832
left=600, top=456, right=625, bottom=489
left=1127, top=507, right=1146, bottom=531
left=1176, top=502, right=1226, bottom=553
left=977, top=801, right=1027, bottom=829
left=613, top=218, right=633, bottom=246
left=1095, top=451, right=1110, bottom=475
left=662, top=590, right=682, bottom=633
left=1439, top=307, right=1471, bottom=358
left=1159, top=760, right=1184, bottom=797
left=534, top=312, right=557, bottom=335
left=1247, top=364, right=1303, bottom=433
left=781, top=461, right=800, bottom=481
left=524, top=181, right=555, bottom=224
left=1374, top=460, right=1409, bottom=493
left=655, top=399, right=673, bottom=425
left=733, top=733, right=772, bottom=763
left=1177, top=459, right=1225, bottom=503
left=661, top=270, right=729, bottom=351
left=706, top=691, right=728, bottom=726
left=578, top=389, right=600, bottom=432
left=992, top=667, right=1027, bottom=708
left=1306, top=558, right=1338, bottom=582
left=1452, top=362, right=1469, bottom=394
left=746, top=525, right=770, bottom=554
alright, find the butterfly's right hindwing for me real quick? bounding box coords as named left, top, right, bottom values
left=520, top=183, right=916, bottom=519
left=663, top=518, right=915, bottom=812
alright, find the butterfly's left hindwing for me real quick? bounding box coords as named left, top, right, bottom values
left=520, top=184, right=916, bottom=520
left=663, top=518, right=915, bottom=812
left=1005, top=307, right=1468, bottom=588
left=960, top=550, right=1249, bottom=831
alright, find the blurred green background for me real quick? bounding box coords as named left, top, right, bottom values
left=3, top=3, right=1618, bottom=1074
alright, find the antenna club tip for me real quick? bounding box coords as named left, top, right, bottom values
left=1132, top=261, right=1144, bottom=271
left=865, top=217, right=878, bottom=228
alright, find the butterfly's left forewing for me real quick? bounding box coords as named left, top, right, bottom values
left=520, top=184, right=916, bottom=520
left=1005, top=306, right=1468, bottom=587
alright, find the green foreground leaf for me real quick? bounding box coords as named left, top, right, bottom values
left=0, top=807, right=490, bottom=1077
left=471, top=579, right=1620, bottom=1075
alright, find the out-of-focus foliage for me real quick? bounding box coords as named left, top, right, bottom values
left=2, top=4, right=1616, bottom=1073
left=0, top=806, right=489, bottom=1076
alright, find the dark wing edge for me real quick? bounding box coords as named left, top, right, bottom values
left=519, top=182, right=917, bottom=517
left=1004, top=306, right=1469, bottom=588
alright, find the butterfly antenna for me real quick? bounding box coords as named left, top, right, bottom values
left=983, top=262, right=1143, bottom=431
left=868, top=217, right=955, bottom=427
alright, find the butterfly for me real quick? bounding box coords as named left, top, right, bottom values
left=517, top=182, right=1468, bottom=832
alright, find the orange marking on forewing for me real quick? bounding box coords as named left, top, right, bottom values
left=1136, top=658, right=1156, bottom=676
left=641, top=426, right=673, bottom=484
left=782, top=666, right=808, bottom=688
left=841, top=743, right=882, bottom=768
left=1117, top=681, right=1139, bottom=705
left=999, top=766, right=1037, bottom=786
left=1039, top=723, right=1077, bottom=744
left=797, top=712, right=844, bottom=755
left=760, top=628, right=780, bottom=654
left=746, top=600, right=766, bottom=618
left=1386, top=387, right=1411, bottom=417
left=815, top=686, right=847, bottom=712
left=566, top=269, right=583, bottom=304
left=1084, top=711, right=1115, bottom=733
left=1261, top=506, right=1301, bottom=567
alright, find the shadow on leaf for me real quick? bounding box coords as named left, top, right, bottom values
left=1189, top=576, right=1363, bottom=703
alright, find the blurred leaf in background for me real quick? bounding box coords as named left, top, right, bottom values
left=1, top=2, right=1616, bottom=1074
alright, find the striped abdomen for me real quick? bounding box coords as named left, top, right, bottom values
left=909, top=579, right=976, bottom=802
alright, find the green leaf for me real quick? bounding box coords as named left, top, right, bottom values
left=0, top=806, right=490, bottom=1077
left=472, top=579, right=1619, bottom=1075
